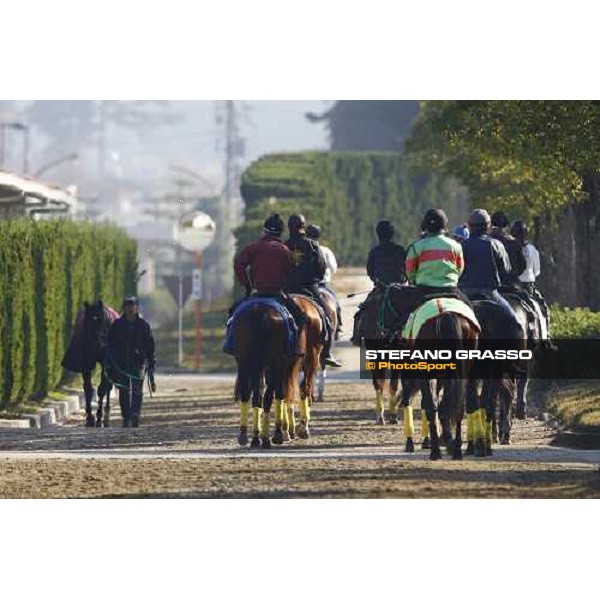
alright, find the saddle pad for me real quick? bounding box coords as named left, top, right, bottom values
left=402, top=297, right=481, bottom=342
left=222, top=296, right=297, bottom=356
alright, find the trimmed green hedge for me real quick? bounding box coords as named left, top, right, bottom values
left=0, top=220, right=137, bottom=408
left=239, top=151, right=467, bottom=266
left=550, top=305, right=600, bottom=338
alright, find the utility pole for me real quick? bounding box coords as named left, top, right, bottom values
left=97, top=100, right=106, bottom=202
left=214, top=100, right=245, bottom=299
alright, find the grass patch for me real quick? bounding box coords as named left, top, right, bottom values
left=546, top=380, right=600, bottom=432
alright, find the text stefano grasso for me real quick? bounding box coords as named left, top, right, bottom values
left=364, top=349, right=533, bottom=361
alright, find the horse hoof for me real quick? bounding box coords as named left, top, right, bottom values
left=297, top=424, right=309, bottom=440
left=388, top=415, right=398, bottom=425
left=250, top=436, right=261, bottom=448
left=422, top=437, right=431, bottom=450
left=272, top=429, right=284, bottom=445
left=500, top=436, right=511, bottom=446
left=515, top=403, right=527, bottom=420
left=95, top=419, right=102, bottom=428
left=103, top=417, right=110, bottom=428
left=486, top=444, right=493, bottom=456
left=465, top=441, right=474, bottom=455
left=375, top=416, right=386, bottom=426
left=261, top=438, right=272, bottom=449
left=85, top=415, right=95, bottom=427
left=238, top=430, right=249, bottom=446
left=474, top=440, right=486, bottom=457
left=289, top=429, right=296, bottom=440
left=282, top=430, right=291, bottom=442
left=430, top=447, right=442, bottom=461
left=405, top=438, right=415, bottom=453
left=452, top=442, right=463, bottom=460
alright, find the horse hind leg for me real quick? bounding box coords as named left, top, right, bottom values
left=387, top=373, right=399, bottom=425
left=82, top=370, right=95, bottom=427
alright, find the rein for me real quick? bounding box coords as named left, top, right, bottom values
left=376, top=285, right=403, bottom=341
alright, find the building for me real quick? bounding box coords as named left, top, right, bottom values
left=0, top=170, right=77, bottom=219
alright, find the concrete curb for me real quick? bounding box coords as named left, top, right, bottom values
left=1, top=391, right=85, bottom=429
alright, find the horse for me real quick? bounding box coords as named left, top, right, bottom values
left=384, top=285, right=480, bottom=460
left=314, top=285, right=338, bottom=403
left=61, top=300, right=120, bottom=427
left=232, top=302, right=291, bottom=449
left=284, top=294, right=325, bottom=440
left=467, top=296, right=530, bottom=454
left=359, top=284, right=430, bottom=446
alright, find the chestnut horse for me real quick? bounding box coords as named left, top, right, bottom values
left=314, top=286, right=338, bottom=403
left=284, top=294, right=325, bottom=440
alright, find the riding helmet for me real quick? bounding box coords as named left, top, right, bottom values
left=263, top=213, right=285, bottom=236
left=376, top=220, right=394, bottom=240
left=124, top=296, right=139, bottom=306
left=491, top=210, right=509, bottom=228
left=453, top=224, right=470, bottom=241
left=421, top=208, right=448, bottom=233
left=511, top=219, right=528, bottom=240
left=288, top=213, right=306, bottom=232
left=468, top=208, right=491, bottom=227
left=306, top=224, right=321, bottom=240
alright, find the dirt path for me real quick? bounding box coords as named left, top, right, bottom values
left=0, top=376, right=599, bottom=498
left=1, top=270, right=599, bottom=498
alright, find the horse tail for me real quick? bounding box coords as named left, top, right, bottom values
left=436, top=312, right=463, bottom=352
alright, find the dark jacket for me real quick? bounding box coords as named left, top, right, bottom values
left=285, top=234, right=326, bottom=290
left=107, top=315, right=156, bottom=375
left=234, top=234, right=292, bottom=294
left=367, top=241, right=407, bottom=285
left=459, top=233, right=511, bottom=290
left=490, top=228, right=526, bottom=283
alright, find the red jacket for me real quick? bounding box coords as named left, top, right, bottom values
left=234, top=234, right=292, bottom=294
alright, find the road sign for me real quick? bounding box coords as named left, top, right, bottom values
left=191, top=268, right=202, bottom=300
left=163, top=275, right=193, bottom=307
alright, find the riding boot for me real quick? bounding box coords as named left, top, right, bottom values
left=350, top=311, right=363, bottom=346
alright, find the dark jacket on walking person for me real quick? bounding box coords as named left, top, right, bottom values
left=107, top=297, right=156, bottom=428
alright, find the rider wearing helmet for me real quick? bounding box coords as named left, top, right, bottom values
left=306, top=224, right=343, bottom=340
left=459, top=209, right=523, bottom=338
left=285, top=214, right=342, bottom=368
left=367, top=221, right=407, bottom=285
left=511, top=219, right=551, bottom=340
left=452, top=224, right=470, bottom=243
left=490, top=211, right=526, bottom=284
left=232, top=213, right=305, bottom=332
left=405, top=208, right=465, bottom=297
left=350, top=220, right=407, bottom=345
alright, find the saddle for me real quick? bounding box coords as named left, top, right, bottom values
left=222, top=296, right=299, bottom=357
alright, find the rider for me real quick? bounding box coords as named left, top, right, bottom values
left=306, top=224, right=343, bottom=340
left=511, top=219, right=551, bottom=340
left=490, top=210, right=526, bottom=284
left=452, top=224, right=470, bottom=243
left=233, top=213, right=305, bottom=333
left=285, top=214, right=342, bottom=368
left=350, top=220, right=407, bottom=345
left=405, top=208, right=465, bottom=299
left=459, top=209, right=524, bottom=339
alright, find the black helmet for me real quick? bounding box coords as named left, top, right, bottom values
left=306, top=224, right=321, bottom=240
left=288, top=213, right=306, bottom=232
left=376, top=220, right=394, bottom=241
left=123, top=295, right=138, bottom=306
left=263, top=213, right=284, bottom=236
left=491, top=210, right=509, bottom=228
left=421, top=208, right=448, bottom=233
left=511, top=219, right=528, bottom=240
left=468, top=208, right=491, bottom=227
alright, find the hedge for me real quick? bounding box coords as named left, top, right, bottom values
left=0, top=220, right=137, bottom=409
left=238, top=151, right=468, bottom=266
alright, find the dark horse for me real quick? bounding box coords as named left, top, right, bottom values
left=232, top=302, right=292, bottom=448
left=384, top=286, right=480, bottom=460
left=62, top=300, right=120, bottom=427
left=467, top=296, right=529, bottom=454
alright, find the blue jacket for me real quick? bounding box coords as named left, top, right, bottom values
left=459, top=233, right=511, bottom=290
